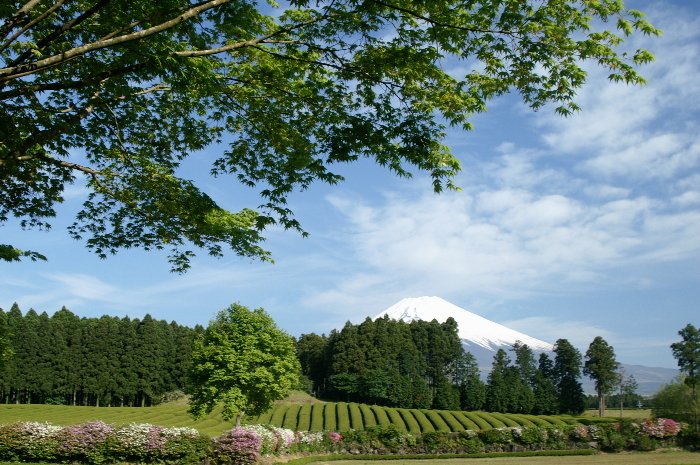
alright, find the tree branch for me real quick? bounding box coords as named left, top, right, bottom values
left=0, top=61, right=150, bottom=100
left=7, top=89, right=101, bottom=162
left=0, top=0, right=43, bottom=41
left=172, top=14, right=330, bottom=58
left=0, top=0, right=67, bottom=54
left=98, top=0, right=212, bottom=41
left=8, top=0, right=113, bottom=69
left=368, top=0, right=520, bottom=37
left=34, top=153, right=103, bottom=175
left=0, top=0, right=236, bottom=82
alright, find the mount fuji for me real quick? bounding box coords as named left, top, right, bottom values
left=374, top=296, right=553, bottom=369
left=373, top=296, right=677, bottom=395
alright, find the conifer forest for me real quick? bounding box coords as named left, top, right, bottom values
left=0, top=304, right=200, bottom=407
left=1, top=305, right=593, bottom=416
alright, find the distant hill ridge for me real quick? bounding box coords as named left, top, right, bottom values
left=374, top=296, right=676, bottom=395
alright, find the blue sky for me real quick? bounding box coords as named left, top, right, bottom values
left=2, top=0, right=699, bottom=369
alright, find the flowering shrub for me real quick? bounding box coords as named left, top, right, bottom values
left=271, top=426, right=296, bottom=452
left=0, top=421, right=207, bottom=464
left=0, top=422, right=61, bottom=461
left=637, top=419, right=682, bottom=438
left=296, top=430, right=325, bottom=452
left=108, top=423, right=205, bottom=462
left=243, top=424, right=297, bottom=455
left=479, top=427, right=513, bottom=445
left=571, top=425, right=590, bottom=441
left=512, top=426, right=547, bottom=445
left=211, top=428, right=262, bottom=465
left=55, top=421, right=113, bottom=463
left=0, top=417, right=693, bottom=462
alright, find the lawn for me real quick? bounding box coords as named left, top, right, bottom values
left=0, top=403, right=236, bottom=437
left=312, top=452, right=700, bottom=465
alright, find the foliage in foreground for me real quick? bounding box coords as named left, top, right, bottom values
left=2, top=0, right=660, bottom=271
left=0, top=418, right=693, bottom=465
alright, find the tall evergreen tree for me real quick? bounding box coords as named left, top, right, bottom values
left=48, top=308, right=82, bottom=405
left=455, top=352, right=486, bottom=411
left=296, top=332, right=330, bottom=396
left=0, top=308, right=14, bottom=404
left=553, top=339, right=586, bottom=415
left=532, top=353, right=558, bottom=415
left=0, top=309, right=13, bottom=375
left=510, top=342, right=535, bottom=414
left=486, top=349, right=511, bottom=413
left=116, top=316, right=140, bottom=406
left=33, top=312, right=55, bottom=402
left=584, top=336, right=620, bottom=417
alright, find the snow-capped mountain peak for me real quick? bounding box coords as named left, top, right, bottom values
left=374, top=296, right=554, bottom=353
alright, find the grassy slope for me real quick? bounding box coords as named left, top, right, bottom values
left=0, top=390, right=319, bottom=437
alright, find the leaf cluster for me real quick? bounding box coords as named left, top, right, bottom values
left=1, top=0, right=660, bottom=270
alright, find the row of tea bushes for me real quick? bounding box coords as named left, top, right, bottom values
left=249, top=402, right=600, bottom=433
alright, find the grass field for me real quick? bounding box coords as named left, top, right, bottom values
left=0, top=403, right=237, bottom=437
left=313, top=452, right=700, bottom=465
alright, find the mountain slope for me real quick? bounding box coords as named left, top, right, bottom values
left=375, top=296, right=554, bottom=354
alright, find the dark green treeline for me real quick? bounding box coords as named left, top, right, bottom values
left=297, top=316, right=586, bottom=415
left=297, top=315, right=486, bottom=411
left=0, top=303, right=202, bottom=407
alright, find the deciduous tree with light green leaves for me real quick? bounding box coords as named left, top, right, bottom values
left=671, top=323, right=700, bottom=429
left=187, top=303, right=300, bottom=426
left=1, top=0, right=660, bottom=271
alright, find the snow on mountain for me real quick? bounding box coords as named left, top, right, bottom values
left=375, top=296, right=554, bottom=354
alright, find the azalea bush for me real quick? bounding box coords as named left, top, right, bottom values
left=636, top=418, right=682, bottom=438
left=0, top=421, right=208, bottom=464
left=0, top=418, right=692, bottom=463
left=210, top=428, right=262, bottom=465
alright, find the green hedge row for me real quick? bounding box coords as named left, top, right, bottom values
left=249, top=402, right=602, bottom=433
left=285, top=449, right=597, bottom=464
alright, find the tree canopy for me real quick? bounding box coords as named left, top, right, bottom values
left=670, top=323, right=700, bottom=428
left=0, top=0, right=659, bottom=271
left=187, top=303, right=300, bottom=426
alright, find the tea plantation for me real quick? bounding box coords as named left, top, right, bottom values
left=1, top=400, right=614, bottom=437
left=247, top=401, right=608, bottom=434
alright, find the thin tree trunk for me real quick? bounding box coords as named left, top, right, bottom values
left=235, top=410, right=245, bottom=427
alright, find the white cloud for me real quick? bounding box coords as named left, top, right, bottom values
left=319, top=174, right=700, bottom=311
left=535, top=7, right=700, bottom=183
